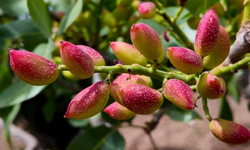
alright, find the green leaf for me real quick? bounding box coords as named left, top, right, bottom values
left=0, top=18, right=47, bottom=50
left=165, top=104, right=202, bottom=122
left=34, top=38, right=55, bottom=60
left=226, top=74, right=240, bottom=103
left=0, top=78, right=46, bottom=108
left=0, top=104, right=21, bottom=147
left=66, top=126, right=125, bottom=150
left=57, top=0, right=83, bottom=36
left=185, top=0, right=219, bottom=16
left=218, top=95, right=233, bottom=121
left=0, top=0, right=28, bottom=17
left=43, top=97, right=56, bottom=123
left=27, top=0, right=52, bottom=37
left=0, top=65, right=12, bottom=93
left=67, top=118, right=90, bottom=128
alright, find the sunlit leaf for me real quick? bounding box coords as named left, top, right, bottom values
left=57, top=0, right=83, bottom=36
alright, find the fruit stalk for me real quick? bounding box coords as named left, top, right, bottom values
left=202, top=97, right=212, bottom=121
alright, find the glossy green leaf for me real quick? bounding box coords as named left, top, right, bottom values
left=34, top=38, right=55, bottom=60
left=0, top=78, right=46, bottom=108
left=0, top=65, right=12, bottom=93
left=0, top=104, right=20, bottom=147
left=218, top=95, right=233, bottom=121
left=0, top=0, right=28, bottom=17
left=0, top=18, right=47, bottom=50
left=57, top=0, right=83, bottom=36
left=226, top=74, right=240, bottom=103
left=67, top=118, right=90, bottom=128
left=66, top=126, right=125, bottom=150
left=165, top=104, right=202, bottom=122
left=27, top=0, right=52, bottom=37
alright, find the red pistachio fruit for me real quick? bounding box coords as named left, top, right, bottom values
left=103, top=101, right=136, bottom=120
left=110, top=41, right=147, bottom=66
left=10, top=49, right=59, bottom=86
left=138, top=2, right=156, bottom=19
left=167, top=47, right=203, bottom=74
left=110, top=73, right=148, bottom=105
left=203, top=25, right=230, bottom=69
left=210, top=118, right=250, bottom=145
left=163, top=79, right=195, bottom=110
left=131, top=23, right=164, bottom=61
left=117, top=84, right=164, bottom=115
left=64, top=81, right=110, bottom=119
left=196, top=72, right=226, bottom=99
left=60, top=41, right=94, bottom=79
left=77, top=45, right=105, bottom=66
left=194, top=9, right=220, bottom=57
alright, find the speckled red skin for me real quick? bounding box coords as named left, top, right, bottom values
left=10, top=49, right=59, bottom=86
left=210, top=118, right=250, bottom=145
left=64, top=81, right=110, bottom=119
left=117, top=84, right=164, bottom=115
left=110, top=73, right=148, bottom=105
left=203, top=25, right=230, bottom=69
left=167, top=47, right=203, bottom=74
left=60, top=41, right=94, bottom=79
left=163, top=79, right=195, bottom=110
left=77, top=45, right=105, bottom=66
left=196, top=73, right=225, bottom=99
left=103, top=101, right=136, bottom=120
left=194, top=9, right=220, bottom=57
left=110, top=41, right=147, bottom=66
left=130, top=23, right=164, bottom=61
left=138, top=2, right=156, bottom=19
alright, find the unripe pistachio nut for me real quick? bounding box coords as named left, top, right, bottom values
left=103, top=101, right=136, bottom=120
left=203, top=25, right=230, bottom=69
left=10, top=49, right=59, bottom=86
left=77, top=45, right=105, bottom=66
left=194, top=9, right=220, bottom=57
left=138, top=2, right=156, bottom=19
left=110, top=73, right=148, bottom=105
left=163, top=79, right=195, bottom=110
left=110, top=41, right=147, bottom=66
left=167, top=47, right=203, bottom=74
left=64, top=81, right=110, bottom=119
left=117, top=84, right=164, bottom=115
left=131, top=23, right=164, bottom=61
left=60, top=41, right=94, bottom=79
left=210, top=118, right=250, bottom=144
left=196, top=72, right=226, bottom=99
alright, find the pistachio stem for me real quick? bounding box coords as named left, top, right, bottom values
left=156, top=10, right=194, bottom=49
left=202, top=97, right=212, bottom=121
left=172, top=7, right=184, bottom=23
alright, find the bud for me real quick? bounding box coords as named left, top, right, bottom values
left=210, top=118, right=250, bottom=144
left=138, top=2, right=156, bottom=19
left=117, top=84, right=164, bottom=114
left=196, top=72, right=226, bottom=99
left=64, top=81, right=110, bottom=119
left=110, top=73, right=148, bottom=105
left=77, top=45, right=105, bottom=66
left=203, top=25, right=230, bottom=69
left=194, top=9, right=220, bottom=57
left=131, top=23, right=164, bottom=61
left=9, top=49, right=59, bottom=86
left=163, top=79, right=195, bottom=110
left=110, top=41, right=147, bottom=66
left=60, top=41, right=94, bottom=79
left=103, top=101, right=136, bottom=120
left=167, top=47, right=203, bottom=74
